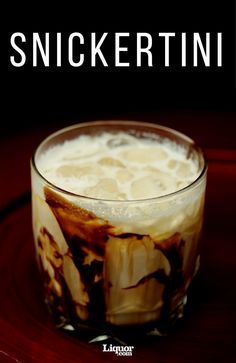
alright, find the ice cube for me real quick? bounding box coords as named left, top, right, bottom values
left=107, top=136, right=134, bottom=148
left=176, top=180, right=188, bottom=190
left=120, top=147, right=168, bottom=163
left=85, top=178, right=121, bottom=199
left=131, top=172, right=176, bottom=199
left=117, top=192, right=127, bottom=200
left=98, top=157, right=124, bottom=168
left=176, top=161, right=193, bottom=178
left=131, top=176, right=158, bottom=199
left=62, top=150, right=98, bottom=160
left=56, top=163, right=102, bottom=178
left=168, top=159, right=177, bottom=169
left=63, top=255, right=89, bottom=320
left=105, top=234, right=170, bottom=325
left=116, top=169, right=134, bottom=183
left=33, top=194, right=68, bottom=255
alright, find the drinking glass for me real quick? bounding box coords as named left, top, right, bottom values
left=31, top=121, right=207, bottom=341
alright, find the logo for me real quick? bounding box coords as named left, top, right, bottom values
left=102, top=344, right=134, bottom=356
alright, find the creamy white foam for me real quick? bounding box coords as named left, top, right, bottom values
left=37, top=132, right=200, bottom=200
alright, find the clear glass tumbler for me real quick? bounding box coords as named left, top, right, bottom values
left=31, top=121, right=207, bottom=341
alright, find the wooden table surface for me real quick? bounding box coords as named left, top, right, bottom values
left=0, top=113, right=235, bottom=363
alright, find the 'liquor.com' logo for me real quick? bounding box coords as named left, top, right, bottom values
left=102, top=344, right=134, bottom=356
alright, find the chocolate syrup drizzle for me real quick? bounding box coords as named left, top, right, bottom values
left=37, top=187, right=186, bottom=334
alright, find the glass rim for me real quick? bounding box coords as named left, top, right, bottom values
left=31, top=120, right=207, bottom=204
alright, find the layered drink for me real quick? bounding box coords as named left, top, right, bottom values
left=31, top=121, right=207, bottom=335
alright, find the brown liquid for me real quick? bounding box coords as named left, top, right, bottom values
left=36, top=187, right=191, bottom=333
